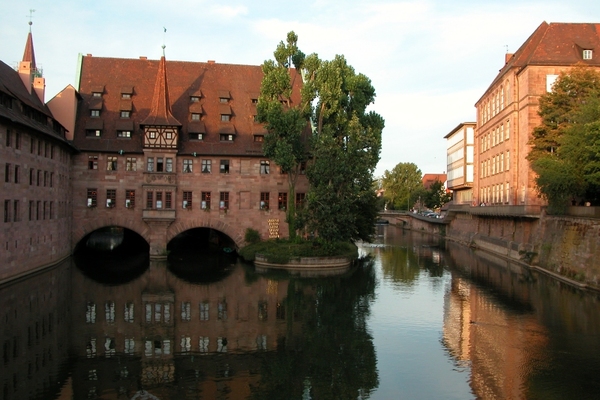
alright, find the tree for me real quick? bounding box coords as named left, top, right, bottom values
left=257, top=32, right=309, bottom=239
left=527, top=66, right=600, bottom=211
left=381, top=163, right=422, bottom=210
left=301, top=54, right=384, bottom=244
left=423, top=180, right=452, bottom=210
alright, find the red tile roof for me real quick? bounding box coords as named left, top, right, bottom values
left=479, top=22, right=600, bottom=101
left=422, top=173, right=446, bottom=189
left=73, top=55, right=306, bottom=156
left=141, top=56, right=181, bottom=127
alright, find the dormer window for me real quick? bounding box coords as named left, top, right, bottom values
left=190, top=96, right=200, bottom=103
left=120, top=111, right=130, bottom=118
left=221, top=114, right=230, bottom=122
left=120, top=86, right=133, bottom=99
left=218, top=90, right=231, bottom=104
left=91, top=110, right=100, bottom=117
left=220, top=97, right=228, bottom=103
left=251, top=98, right=258, bottom=104
left=220, top=134, right=234, bottom=141
left=92, top=92, right=102, bottom=98
left=254, top=135, right=264, bottom=142
left=191, top=113, right=201, bottom=121
left=122, top=93, right=131, bottom=99
left=583, top=49, right=593, bottom=60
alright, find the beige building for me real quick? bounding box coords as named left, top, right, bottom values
left=474, top=22, right=600, bottom=206
left=445, top=122, right=475, bottom=205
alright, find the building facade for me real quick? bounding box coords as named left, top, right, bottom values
left=0, top=31, right=75, bottom=281
left=474, top=22, right=600, bottom=206
left=70, top=53, right=309, bottom=256
left=445, top=123, right=475, bottom=205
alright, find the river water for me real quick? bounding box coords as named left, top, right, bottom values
left=1, top=225, right=600, bottom=399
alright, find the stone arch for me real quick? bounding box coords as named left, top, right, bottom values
left=167, top=215, right=245, bottom=249
left=72, top=215, right=151, bottom=251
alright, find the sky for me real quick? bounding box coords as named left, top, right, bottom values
left=1, top=1, right=600, bottom=178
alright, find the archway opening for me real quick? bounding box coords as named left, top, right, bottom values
left=167, top=228, right=237, bottom=283
left=74, top=226, right=149, bottom=284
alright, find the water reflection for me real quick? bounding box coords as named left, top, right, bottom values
left=3, top=226, right=600, bottom=399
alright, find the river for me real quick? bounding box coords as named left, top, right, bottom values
left=1, top=225, right=599, bottom=399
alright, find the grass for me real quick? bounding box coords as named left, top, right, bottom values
left=239, top=239, right=358, bottom=264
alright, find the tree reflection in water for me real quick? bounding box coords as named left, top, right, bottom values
left=250, top=258, right=379, bottom=399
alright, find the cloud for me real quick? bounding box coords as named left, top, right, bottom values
left=209, top=5, right=249, bottom=19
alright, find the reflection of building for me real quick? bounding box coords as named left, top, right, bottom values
left=473, top=22, right=600, bottom=206
left=69, top=259, right=297, bottom=398
left=0, top=259, right=71, bottom=399
left=443, top=242, right=549, bottom=399
left=0, top=29, right=75, bottom=281
left=444, top=123, right=475, bottom=205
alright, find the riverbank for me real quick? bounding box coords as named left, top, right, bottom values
left=388, top=209, right=600, bottom=292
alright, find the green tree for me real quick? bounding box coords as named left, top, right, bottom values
left=527, top=66, right=600, bottom=211
left=381, top=162, right=422, bottom=210
left=423, top=180, right=451, bottom=210
left=257, top=32, right=309, bottom=239
left=302, top=54, right=384, bottom=244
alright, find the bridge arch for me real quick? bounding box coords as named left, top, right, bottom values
left=72, top=216, right=151, bottom=251
left=167, top=216, right=245, bottom=250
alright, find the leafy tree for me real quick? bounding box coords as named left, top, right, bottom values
left=381, top=162, right=422, bottom=210
left=302, top=54, right=384, bottom=244
left=527, top=66, right=600, bottom=211
left=423, top=180, right=452, bottom=210
left=257, top=32, right=309, bottom=239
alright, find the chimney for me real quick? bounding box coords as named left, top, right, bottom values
left=505, top=53, right=514, bottom=64
left=33, top=76, right=45, bottom=103
left=208, top=60, right=215, bottom=64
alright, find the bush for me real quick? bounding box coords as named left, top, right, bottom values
left=239, top=238, right=358, bottom=263
left=244, top=228, right=261, bottom=244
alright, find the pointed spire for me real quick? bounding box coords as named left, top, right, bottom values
left=22, top=31, right=37, bottom=69
left=142, top=55, right=181, bottom=126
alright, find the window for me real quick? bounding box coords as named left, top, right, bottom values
left=219, top=192, right=229, bottom=210
left=107, top=156, right=117, bottom=171
left=105, top=302, right=115, bottom=323
left=29, top=201, right=34, bottom=221
left=219, top=97, right=228, bottom=103
left=217, top=337, right=227, bottom=353
left=254, top=135, right=264, bottom=142
left=86, top=302, right=97, bottom=323
left=278, top=192, right=287, bottom=210
left=37, top=170, right=41, bottom=186
left=30, top=138, right=35, bottom=153
left=296, top=192, right=306, bottom=207
left=220, top=134, right=233, bottom=141
left=86, top=129, right=102, bottom=137
left=199, top=337, right=209, bottom=353
left=190, top=132, right=203, bottom=140
left=106, top=189, right=116, bottom=208
left=117, top=130, right=131, bottom=138
left=220, top=114, right=230, bottom=122
left=120, top=111, right=130, bottom=118
left=180, top=302, right=191, bottom=321
left=4, top=200, right=10, bottom=223
left=147, top=157, right=154, bottom=172
left=92, top=92, right=102, bottom=98
left=5, top=129, right=11, bottom=147
left=43, top=171, right=48, bottom=187
left=87, top=189, right=97, bottom=207
left=156, top=192, right=163, bottom=209
left=258, top=302, right=268, bottom=321
left=165, top=192, right=172, bottom=209
left=126, top=157, right=137, bottom=171
left=121, top=93, right=131, bottom=99
left=183, top=159, right=193, bottom=173
left=583, top=49, right=593, bottom=60
left=218, top=300, right=227, bottom=320
left=36, top=201, right=41, bottom=220
left=220, top=160, right=229, bottom=173
left=260, top=160, right=270, bottom=174
left=201, top=192, right=211, bottom=210
left=124, top=303, right=134, bottom=323
left=126, top=190, right=135, bottom=208
left=200, top=301, right=209, bottom=321
left=300, top=161, right=307, bottom=175
left=157, top=158, right=164, bottom=172
left=182, top=191, right=192, bottom=209
left=191, top=113, right=201, bottom=121
left=146, top=192, right=153, bottom=209
left=14, top=132, right=20, bottom=149
left=260, top=192, right=269, bottom=210
left=190, top=96, right=200, bottom=103
left=13, top=165, right=19, bottom=183
left=4, top=163, right=10, bottom=183
left=29, top=168, right=34, bottom=185
left=91, top=110, right=100, bottom=117
left=88, top=156, right=98, bottom=170
left=506, top=151, right=510, bottom=170
left=166, top=158, right=173, bottom=173
left=144, top=302, right=171, bottom=323
left=201, top=159, right=211, bottom=173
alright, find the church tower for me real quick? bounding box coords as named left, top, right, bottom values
left=18, top=20, right=45, bottom=102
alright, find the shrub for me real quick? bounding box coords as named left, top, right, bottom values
left=244, top=228, right=261, bottom=245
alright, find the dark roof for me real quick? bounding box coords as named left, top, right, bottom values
left=0, top=60, right=69, bottom=145
left=73, top=55, right=306, bottom=155
left=478, top=22, right=600, bottom=102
